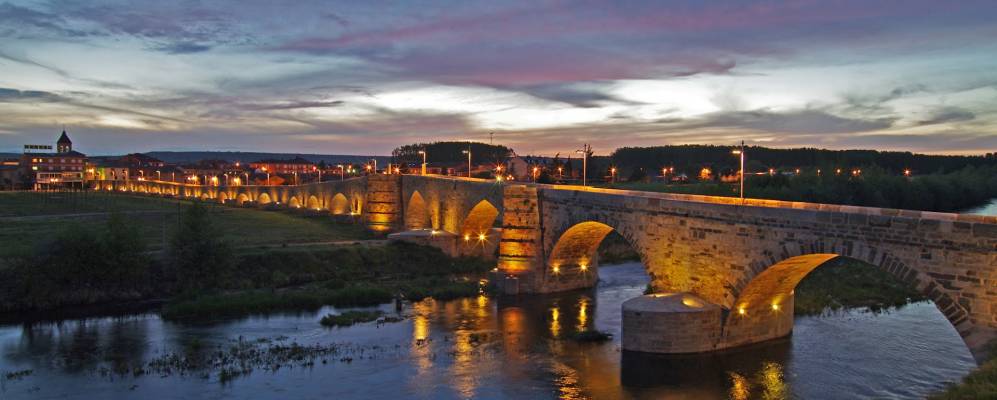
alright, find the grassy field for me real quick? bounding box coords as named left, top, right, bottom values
left=0, top=191, right=375, bottom=258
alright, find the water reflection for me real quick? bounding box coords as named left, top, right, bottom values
left=0, top=262, right=977, bottom=399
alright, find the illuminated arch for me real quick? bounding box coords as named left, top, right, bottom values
left=288, top=196, right=301, bottom=208
left=405, top=191, right=430, bottom=230
left=218, top=191, right=228, bottom=204
left=150, top=186, right=161, bottom=194
left=723, top=253, right=969, bottom=351
left=237, top=193, right=250, bottom=205
left=547, top=221, right=616, bottom=274
left=258, top=192, right=272, bottom=205
left=307, top=195, right=321, bottom=210
left=330, top=193, right=349, bottom=214
left=352, top=196, right=363, bottom=214
left=460, top=200, right=499, bottom=238
left=200, top=192, right=211, bottom=201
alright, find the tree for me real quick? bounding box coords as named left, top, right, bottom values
left=102, top=213, right=149, bottom=291
left=171, top=202, right=233, bottom=291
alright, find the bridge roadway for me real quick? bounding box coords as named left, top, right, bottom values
left=100, top=174, right=997, bottom=361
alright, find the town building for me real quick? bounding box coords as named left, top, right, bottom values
left=249, top=157, right=315, bottom=174
left=20, top=130, right=88, bottom=190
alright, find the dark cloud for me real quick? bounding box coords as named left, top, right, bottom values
left=918, top=107, right=976, bottom=126
left=240, top=100, right=345, bottom=111
left=155, top=42, right=212, bottom=54
left=697, top=109, right=895, bottom=134
left=0, top=2, right=92, bottom=37
left=0, top=87, right=61, bottom=102
left=513, top=83, right=634, bottom=108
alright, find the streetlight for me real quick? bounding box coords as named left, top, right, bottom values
left=418, top=150, right=427, bottom=175
left=156, top=170, right=161, bottom=181
left=370, top=159, right=377, bottom=174
left=337, top=164, right=345, bottom=180
left=462, top=145, right=471, bottom=178
left=557, top=166, right=563, bottom=181
left=904, top=169, right=911, bottom=177
left=293, top=171, right=298, bottom=185
left=575, top=143, right=591, bottom=186
left=532, top=166, right=540, bottom=182
left=610, top=167, right=617, bottom=184
left=731, top=140, right=745, bottom=201
left=262, top=167, right=270, bottom=185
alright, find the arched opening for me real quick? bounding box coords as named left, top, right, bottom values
left=405, top=191, right=429, bottom=230
left=459, top=200, right=498, bottom=238
left=723, top=253, right=972, bottom=356
left=288, top=196, right=301, bottom=208
left=307, top=195, right=321, bottom=210
left=199, top=192, right=211, bottom=201
left=258, top=192, right=272, bottom=205
left=543, top=221, right=646, bottom=293
left=218, top=191, right=228, bottom=204
left=150, top=186, right=160, bottom=194
left=237, top=193, right=250, bottom=205
left=331, top=193, right=349, bottom=215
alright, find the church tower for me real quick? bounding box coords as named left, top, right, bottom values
left=57, top=130, right=72, bottom=153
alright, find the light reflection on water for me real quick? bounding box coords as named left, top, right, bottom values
left=0, top=262, right=976, bottom=399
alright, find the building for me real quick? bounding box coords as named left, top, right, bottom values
left=249, top=157, right=315, bottom=174
left=20, top=130, right=88, bottom=190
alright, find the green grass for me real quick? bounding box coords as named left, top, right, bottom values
left=161, top=285, right=393, bottom=320
left=930, top=342, right=997, bottom=399
left=0, top=192, right=375, bottom=258
left=320, top=310, right=384, bottom=327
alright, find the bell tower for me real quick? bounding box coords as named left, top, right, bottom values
left=57, top=130, right=72, bottom=153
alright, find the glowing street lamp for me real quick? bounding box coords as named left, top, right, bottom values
left=575, top=143, right=591, bottom=186
left=337, top=164, right=344, bottom=180
left=532, top=166, right=540, bottom=182
left=243, top=172, right=249, bottom=186
left=904, top=169, right=911, bottom=177
left=156, top=170, right=161, bottom=181
left=557, top=166, right=563, bottom=180
left=731, top=140, right=745, bottom=201
left=262, top=166, right=270, bottom=185
left=610, top=167, right=617, bottom=183
left=418, top=150, right=427, bottom=175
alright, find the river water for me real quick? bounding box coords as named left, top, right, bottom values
left=0, top=263, right=976, bottom=399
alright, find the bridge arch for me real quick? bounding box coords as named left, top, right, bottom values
left=199, top=192, right=211, bottom=201
left=150, top=185, right=160, bottom=194
left=237, top=193, right=250, bottom=205
left=542, top=220, right=644, bottom=292
left=218, top=191, right=229, bottom=204
left=331, top=193, right=350, bottom=215
left=258, top=192, right=272, bottom=205
left=460, top=200, right=499, bottom=238
left=406, top=191, right=430, bottom=230
left=288, top=196, right=302, bottom=208
left=722, top=251, right=975, bottom=356
left=307, top=195, right=321, bottom=210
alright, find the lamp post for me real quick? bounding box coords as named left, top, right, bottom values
left=575, top=143, right=590, bottom=186
left=418, top=150, right=427, bottom=175
left=532, top=166, right=540, bottom=182
left=558, top=166, right=563, bottom=181
left=337, top=164, right=344, bottom=180
left=370, top=159, right=377, bottom=175
left=293, top=171, right=298, bottom=185
left=610, top=167, right=617, bottom=184
left=462, top=146, right=471, bottom=177
left=156, top=170, right=161, bottom=181
left=731, top=140, right=745, bottom=201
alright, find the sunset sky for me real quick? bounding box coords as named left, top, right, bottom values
left=1, top=0, right=996, bottom=156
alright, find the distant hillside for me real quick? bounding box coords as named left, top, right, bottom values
left=612, top=145, right=997, bottom=175
left=144, top=151, right=392, bottom=166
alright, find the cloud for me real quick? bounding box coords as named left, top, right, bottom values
left=917, top=107, right=976, bottom=126
left=239, top=100, right=345, bottom=111
left=696, top=109, right=895, bottom=134
left=0, top=87, right=62, bottom=102
left=155, top=42, right=212, bottom=54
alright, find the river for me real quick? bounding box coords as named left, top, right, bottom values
left=0, top=263, right=976, bottom=399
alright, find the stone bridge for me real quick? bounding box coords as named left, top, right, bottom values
left=101, top=175, right=997, bottom=361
